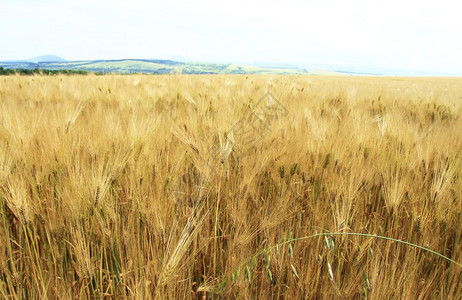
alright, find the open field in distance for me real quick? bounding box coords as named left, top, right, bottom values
left=0, top=75, right=461, bottom=298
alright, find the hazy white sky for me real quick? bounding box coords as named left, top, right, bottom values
left=1, top=0, right=462, bottom=73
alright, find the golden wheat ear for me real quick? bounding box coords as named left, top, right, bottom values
left=157, top=199, right=208, bottom=287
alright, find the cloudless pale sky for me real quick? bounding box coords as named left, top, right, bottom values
left=1, top=0, right=462, bottom=74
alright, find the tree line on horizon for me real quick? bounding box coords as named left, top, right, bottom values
left=0, top=67, right=89, bottom=75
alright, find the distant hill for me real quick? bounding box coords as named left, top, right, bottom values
left=0, top=58, right=308, bottom=75
left=24, top=55, right=66, bottom=63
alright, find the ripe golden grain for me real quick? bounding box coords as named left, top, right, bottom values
left=0, top=74, right=460, bottom=298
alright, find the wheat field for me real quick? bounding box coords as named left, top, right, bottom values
left=0, top=74, right=461, bottom=299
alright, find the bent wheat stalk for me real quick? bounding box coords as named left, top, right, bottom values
left=260, top=232, right=462, bottom=268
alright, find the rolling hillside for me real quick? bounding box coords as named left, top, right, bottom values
left=0, top=58, right=308, bottom=75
